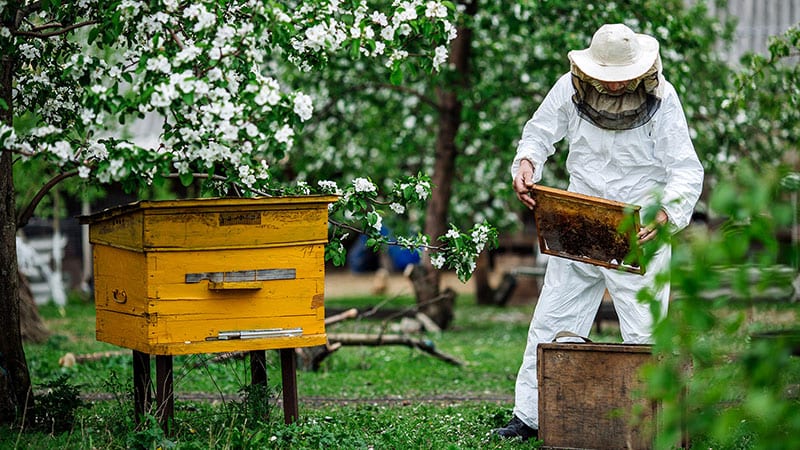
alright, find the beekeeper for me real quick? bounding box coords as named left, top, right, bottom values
left=494, top=23, right=704, bottom=441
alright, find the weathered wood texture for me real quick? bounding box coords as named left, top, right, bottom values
left=531, top=185, right=642, bottom=275
left=538, top=342, right=658, bottom=450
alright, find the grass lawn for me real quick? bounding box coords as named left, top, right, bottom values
left=1, top=290, right=561, bottom=449
left=8, top=286, right=793, bottom=448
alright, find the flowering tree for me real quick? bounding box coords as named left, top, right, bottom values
left=0, top=0, right=498, bottom=424
left=282, top=0, right=733, bottom=304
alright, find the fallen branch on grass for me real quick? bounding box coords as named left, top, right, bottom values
left=328, top=333, right=463, bottom=366
left=59, top=350, right=129, bottom=367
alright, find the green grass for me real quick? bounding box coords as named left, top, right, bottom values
left=2, top=292, right=549, bottom=449
left=5, top=290, right=797, bottom=448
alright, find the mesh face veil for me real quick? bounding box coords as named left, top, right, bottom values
left=569, top=57, right=664, bottom=130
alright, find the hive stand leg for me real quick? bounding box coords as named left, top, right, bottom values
left=132, top=350, right=152, bottom=428
left=155, top=355, right=174, bottom=435
left=249, top=350, right=269, bottom=420
left=250, top=350, right=267, bottom=385
left=280, top=348, right=298, bottom=424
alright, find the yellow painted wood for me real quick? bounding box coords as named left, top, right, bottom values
left=208, top=281, right=262, bottom=290
left=153, top=315, right=325, bottom=344
left=92, top=245, right=148, bottom=315
left=82, top=196, right=337, bottom=251
left=86, top=210, right=145, bottom=252
left=143, top=334, right=326, bottom=355
left=83, top=196, right=336, bottom=355
left=96, top=311, right=154, bottom=353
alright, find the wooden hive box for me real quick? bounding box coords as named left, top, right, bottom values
left=81, top=195, right=338, bottom=355
left=537, top=341, right=658, bottom=450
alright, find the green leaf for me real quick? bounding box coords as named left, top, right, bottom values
left=88, top=27, right=100, bottom=45
left=0, top=98, right=7, bottom=111
left=179, top=172, right=194, bottom=187
left=349, top=40, right=360, bottom=59
left=390, top=67, right=404, bottom=85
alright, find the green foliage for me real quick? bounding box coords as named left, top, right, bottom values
left=725, top=23, right=800, bottom=176
left=646, top=162, right=800, bottom=449
left=28, top=374, right=84, bottom=433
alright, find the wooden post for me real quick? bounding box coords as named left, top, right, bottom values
left=132, top=350, right=151, bottom=427
left=155, top=355, right=174, bottom=435
left=250, top=350, right=267, bottom=385
left=280, top=348, right=298, bottom=423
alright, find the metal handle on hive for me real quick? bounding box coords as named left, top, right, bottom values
left=184, top=268, right=297, bottom=290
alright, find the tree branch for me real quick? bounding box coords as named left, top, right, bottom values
left=13, top=20, right=99, bottom=38
left=15, top=1, right=42, bottom=28
left=16, top=170, right=77, bottom=230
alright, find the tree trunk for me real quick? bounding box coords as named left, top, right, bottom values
left=418, top=1, right=477, bottom=326
left=19, top=272, right=50, bottom=344
left=0, top=54, right=34, bottom=424
left=473, top=250, right=495, bottom=305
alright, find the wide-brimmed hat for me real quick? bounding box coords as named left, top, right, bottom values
left=568, top=24, right=659, bottom=82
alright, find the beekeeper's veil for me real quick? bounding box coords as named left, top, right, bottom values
left=568, top=24, right=665, bottom=130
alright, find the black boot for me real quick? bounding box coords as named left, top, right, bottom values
left=492, top=415, right=538, bottom=441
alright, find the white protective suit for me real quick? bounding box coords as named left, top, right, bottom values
left=509, top=72, right=704, bottom=430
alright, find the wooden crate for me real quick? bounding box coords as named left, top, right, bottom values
left=81, top=195, right=338, bottom=355
left=537, top=341, right=657, bottom=450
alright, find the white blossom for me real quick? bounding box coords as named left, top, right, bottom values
left=371, top=12, right=388, bottom=26
left=86, top=142, right=108, bottom=159
left=207, top=67, right=223, bottom=82
left=184, top=4, right=215, bottom=32
left=18, top=43, right=39, bottom=60
left=395, top=2, right=419, bottom=22
left=446, top=229, right=460, bottom=239
left=245, top=123, right=259, bottom=137
left=146, top=55, right=171, bottom=74
left=255, top=78, right=281, bottom=106
left=353, top=177, right=376, bottom=193
left=275, top=124, right=295, bottom=148
left=433, top=46, right=448, bottom=71
left=293, top=93, right=313, bottom=121
left=390, top=203, right=405, bottom=214
left=175, top=44, right=202, bottom=63
left=380, top=25, right=396, bottom=41
left=425, top=2, right=448, bottom=18
left=415, top=180, right=430, bottom=200
left=368, top=211, right=382, bottom=231
left=108, top=158, right=126, bottom=178
left=430, top=253, right=446, bottom=269
left=238, top=165, right=256, bottom=187
left=444, top=21, right=457, bottom=41
left=318, top=180, right=341, bottom=194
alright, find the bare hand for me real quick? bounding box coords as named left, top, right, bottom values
left=513, top=159, right=537, bottom=210
left=637, top=209, right=668, bottom=244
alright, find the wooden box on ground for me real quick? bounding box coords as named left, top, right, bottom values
left=81, top=196, right=338, bottom=355
left=538, top=341, right=657, bottom=450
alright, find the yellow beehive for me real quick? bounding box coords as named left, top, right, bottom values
left=81, top=196, right=338, bottom=355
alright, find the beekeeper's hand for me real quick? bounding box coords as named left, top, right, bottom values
left=637, top=209, right=668, bottom=244
left=513, top=159, right=537, bottom=210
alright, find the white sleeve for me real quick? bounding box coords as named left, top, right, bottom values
left=511, top=73, right=573, bottom=182
left=654, top=84, right=705, bottom=231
